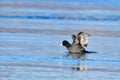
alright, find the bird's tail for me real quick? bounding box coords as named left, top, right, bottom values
left=84, top=50, right=97, bottom=53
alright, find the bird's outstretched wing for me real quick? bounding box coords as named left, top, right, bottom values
left=72, top=32, right=90, bottom=47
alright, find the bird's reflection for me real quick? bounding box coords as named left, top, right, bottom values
left=64, top=52, right=88, bottom=71
left=66, top=52, right=86, bottom=58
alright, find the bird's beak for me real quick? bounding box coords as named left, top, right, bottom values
left=60, top=42, right=63, bottom=46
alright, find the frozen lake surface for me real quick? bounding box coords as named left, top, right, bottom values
left=0, top=0, right=120, bottom=80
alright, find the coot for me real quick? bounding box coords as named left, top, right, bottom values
left=62, top=40, right=85, bottom=54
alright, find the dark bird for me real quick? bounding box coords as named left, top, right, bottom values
left=62, top=31, right=96, bottom=55
left=62, top=40, right=86, bottom=54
